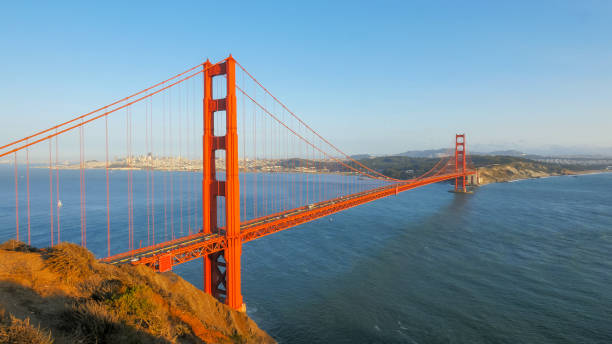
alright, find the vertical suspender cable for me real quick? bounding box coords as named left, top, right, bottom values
left=146, top=94, right=150, bottom=245
left=318, top=143, right=321, bottom=203
left=151, top=96, right=156, bottom=244
left=299, top=123, right=303, bottom=207
left=163, top=91, right=167, bottom=241
left=106, top=114, right=110, bottom=257
left=179, top=85, right=183, bottom=236
left=170, top=88, right=174, bottom=240
left=274, top=103, right=277, bottom=213
left=129, top=108, right=133, bottom=250
left=14, top=153, right=19, bottom=241
left=126, top=108, right=131, bottom=251
left=270, top=101, right=274, bottom=213
left=253, top=86, right=257, bottom=218
left=187, top=80, right=191, bottom=235
left=82, top=122, right=86, bottom=247
left=192, top=75, right=197, bottom=231
left=49, top=140, right=54, bottom=246
left=26, top=144, right=30, bottom=245
left=305, top=131, right=308, bottom=204
left=80, top=123, right=84, bottom=246
left=83, top=125, right=87, bottom=246
left=79, top=125, right=83, bottom=245
left=56, top=131, right=60, bottom=244
left=262, top=97, right=266, bottom=216
left=242, top=71, right=246, bottom=221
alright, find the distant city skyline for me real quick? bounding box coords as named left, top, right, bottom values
left=1, top=1, right=611, bottom=157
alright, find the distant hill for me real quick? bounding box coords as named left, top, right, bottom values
left=358, top=155, right=538, bottom=180
left=357, top=154, right=609, bottom=180
left=354, top=148, right=611, bottom=166
left=395, top=148, right=450, bottom=158
left=349, top=154, right=373, bottom=160
left=396, top=148, right=527, bottom=158
left=485, top=150, right=527, bottom=157
left=357, top=156, right=443, bottom=179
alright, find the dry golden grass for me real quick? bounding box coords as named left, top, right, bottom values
left=0, top=241, right=275, bottom=344
left=0, top=240, right=38, bottom=253
left=45, top=243, right=95, bottom=283
left=60, top=301, right=122, bottom=343
left=0, top=314, right=53, bottom=344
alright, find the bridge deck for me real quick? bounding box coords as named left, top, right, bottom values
left=102, top=172, right=476, bottom=271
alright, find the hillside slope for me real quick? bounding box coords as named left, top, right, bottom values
left=0, top=241, right=275, bottom=344
left=476, top=161, right=573, bottom=185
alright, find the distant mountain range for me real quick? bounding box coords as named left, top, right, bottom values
left=485, top=150, right=527, bottom=157
left=394, top=148, right=527, bottom=158
left=395, top=148, right=450, bottom=158
left=351, top=148, right=612, bottom=160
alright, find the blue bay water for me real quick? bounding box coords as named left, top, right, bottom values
left=1, top=167, right=612, bottom=343
left=229, top=173, right=612, bottom=344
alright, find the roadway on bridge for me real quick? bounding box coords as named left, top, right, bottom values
left=103, top=172, right=475, bottom=268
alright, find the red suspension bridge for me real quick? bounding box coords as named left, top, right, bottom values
left=0, top=56, right=476, bottom=311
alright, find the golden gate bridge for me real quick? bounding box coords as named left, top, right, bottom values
left=0, top=56, right=476, bottom=311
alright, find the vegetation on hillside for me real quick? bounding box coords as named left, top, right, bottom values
left=0, top=241, right=275, bottom=344
left=355, top=155, right=606, bottom=180
left=356, top=156, right=442, bottom=179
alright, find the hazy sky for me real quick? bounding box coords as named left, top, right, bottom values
left=1, top=1, right=611, bottom=155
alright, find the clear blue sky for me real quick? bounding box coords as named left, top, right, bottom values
left=1, top=1, right=611, bottom=155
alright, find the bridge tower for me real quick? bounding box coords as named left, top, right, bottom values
left=202, top=56, right=245, bottom=311
left=454, top=134, right=467, bottom=192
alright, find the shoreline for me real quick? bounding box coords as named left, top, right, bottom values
left=31, top=165, right=359, bottom=176
left=27, top=164, right=612, bottom=183
left=478, top=169, right=611, bottom=186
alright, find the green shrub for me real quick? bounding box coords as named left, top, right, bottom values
left=107, top=286, right=154, bottom=318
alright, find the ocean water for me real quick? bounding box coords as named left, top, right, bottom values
left=188, top=173, right=612, bottom=343
left=1, top=168, right=612, bottom=343
left=236, top=173, right=612, bottom=344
